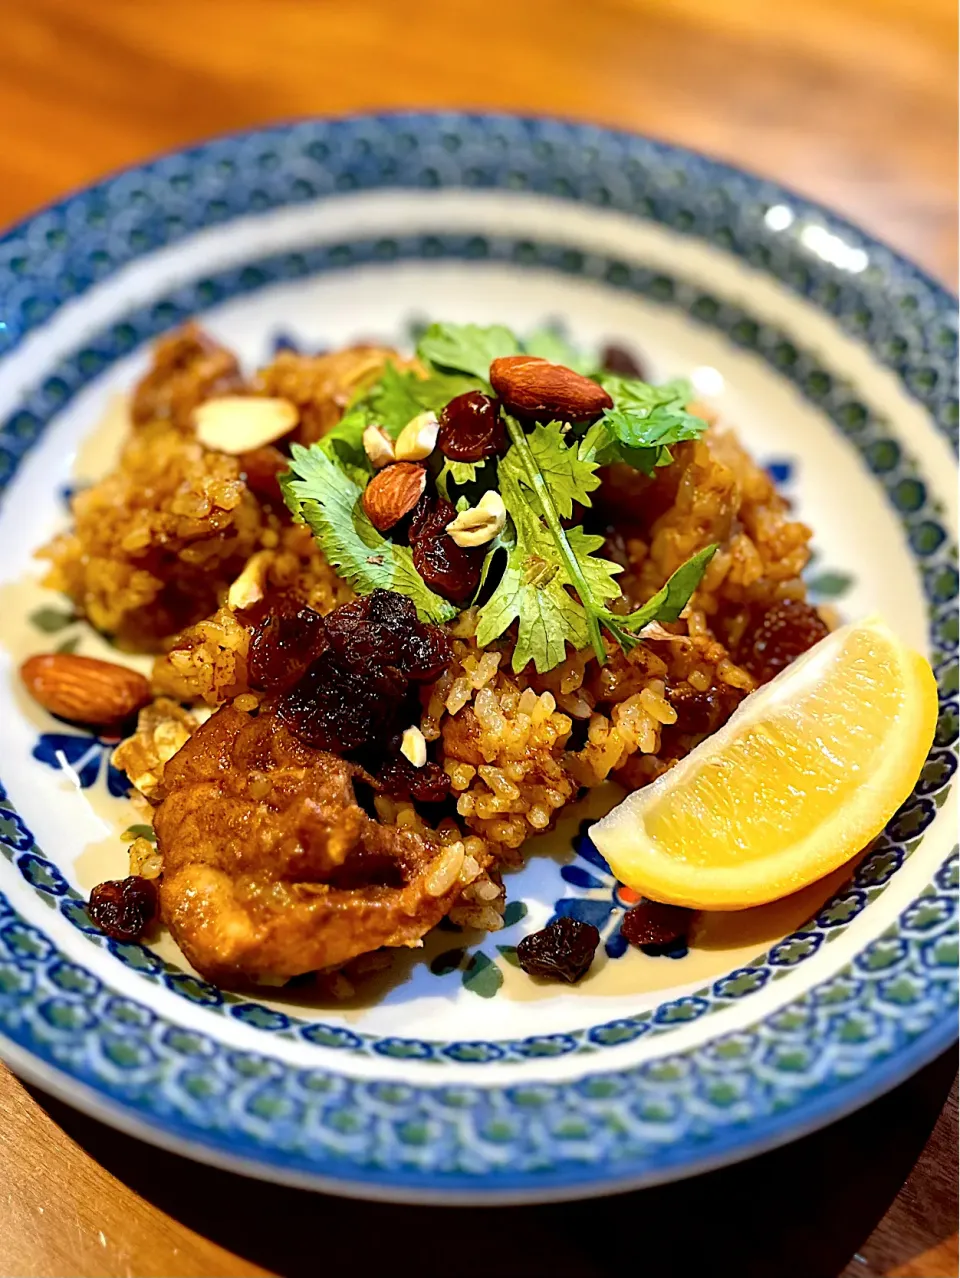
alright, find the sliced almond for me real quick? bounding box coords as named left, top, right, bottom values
left=395, top=411, right=439, bottom=461
left=227, top=550, right=272, bottom=611
left=193, top=396, right=299, bottom=455
left=362, top=463, right=427, bottom=531
left=445, top=490, right=506, bottom=547
left=362, top=424, right=396, bottom=469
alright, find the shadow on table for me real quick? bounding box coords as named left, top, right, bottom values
left=26, top=1048, right=958, bottom=1278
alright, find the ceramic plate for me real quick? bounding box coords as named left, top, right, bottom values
left=0, top=113, right=956, bottom=1204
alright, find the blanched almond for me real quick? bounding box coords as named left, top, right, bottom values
left=193, top=396, right=299, bottom=454
left=362, top=463, right=427, bottom=531
left=395, top=411, right=439, bottom=461
left=21, top=654, right=151, bottom=726
left=362, top=424, right=396, bottom=469
left=445, top=490, right=506, bottom=547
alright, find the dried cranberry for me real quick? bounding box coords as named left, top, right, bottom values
left=277, top=648, right=407, bottom=753
left=516, top=916, right=600, bottom=983
left=438, top=391, right=506, bottom=462
left=601, top=342, right=647, bottom=380
left=249, top=604, right=328, bottom=692
left=620, top=900, right=693, bottom=951
left=410, top=496, right=483, bottom=604
left=378, top=754, right=451, bottom=803
left=88, top=876, right=158, bottom=942
left=737, top=599, right=830, bottom=684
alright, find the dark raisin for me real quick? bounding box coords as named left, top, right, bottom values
left=249, top=604, right=328, bottom=692
left=325, top=597, right=403, bottom=668
left=88, top=876, right=158, bottom=942
left=365, top=589, right=452, bottom=681
left=600, top=342, right=647, bottom=380
left=277, top=649, right=407, bottom=753
left=516, top=916, right=600, bottom=983
left=437, top=391, right=506, bottom=462
left=621, top=900, right=693, bottom=951
left=666, top=680, right=746, bottom=737
left=378, top=754, right=451, bottom=803
left=410, top=497, right=483, bottom=603
left=737, top=599, right=830, bottom=684
left=239, top=445, right=288, bottom=502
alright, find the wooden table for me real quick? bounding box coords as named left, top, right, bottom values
left=0, top=1, right=956, bottom=1274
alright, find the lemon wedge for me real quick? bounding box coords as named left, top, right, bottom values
left=591, top=616, right=938, bottom=910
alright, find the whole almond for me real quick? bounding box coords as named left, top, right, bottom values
left=21, top=654, right=151, bottom=726
left=490, top=355, right=613, bottom=422
left=362, top=462, right=427, bottom=532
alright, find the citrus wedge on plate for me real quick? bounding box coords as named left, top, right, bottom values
left=591, top=616, right=938, bottom=910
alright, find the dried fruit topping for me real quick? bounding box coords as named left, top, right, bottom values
left=239, top=444, right=288, bottom=502
left=516, top=916, right=600, bottom=983
left=600, top=342, right=647, bottom=380
left=88, top=875, right=158, bottom=942
left=364, top=589, right=452, bottom=681
left=489, top=355, right=613, bottom=423
left=665, top=680, right=746, bottom=739
left=438, top=391, right=506, bottom=462
left=249, top=603, right=328, bottom=693
left=410, top=496, right=484, bottom=603
left=377, top=753, right=450, bottom=803
left=362, top=462, right=428, bottom=532
left=20, top=653, right=151, bottom=727
left=737, top=599, right=830, bottom=684
left=274, top=591, right=452, bottom=755
left=278, top=649, right=407, bottom=752
left=620, top=900, right=693, bottom=951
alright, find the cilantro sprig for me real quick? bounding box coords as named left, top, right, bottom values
left=281, top=444, right=457, bottom=625
left=283, top=321, right=718, bottom=674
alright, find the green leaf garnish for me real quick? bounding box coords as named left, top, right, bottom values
left=524, top=326, right=599, bottom=375
left=281, top=443, right=457, bottom=624
left=290, top=323, right=720, bottom=674
left=595, top=375, right=709, bottom=473
left=523, top=421, right=601, bottom=518
left=417, top=322, right=520, bottom=381
left=436, top=458, right=482, bottom=502
left=29, top=606, right=75, bottom=633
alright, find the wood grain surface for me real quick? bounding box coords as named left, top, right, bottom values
left=0, top=1, right=956, bottom=1275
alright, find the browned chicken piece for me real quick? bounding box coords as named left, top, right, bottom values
left=153, top=706, right=464, bottom=986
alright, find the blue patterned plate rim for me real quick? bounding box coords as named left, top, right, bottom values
left=0, top=112, right=956, bottom=1201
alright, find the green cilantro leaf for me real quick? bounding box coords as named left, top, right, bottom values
left=524, top=327, right=600, bottom=375
left=436, top=458, right=483, bottom=502
left=603, top=544, right=718, bottom=647
left=476, top=467, right=603, bottom=672
left=281, top=443, right=457, bottom=624
left=597, top=375, right=708, bottom=463
left=521, top=421, right=601, bottom=518
left=368, top=362, right=480, bottom=433
left=417, top=322, right=520, bottom=381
